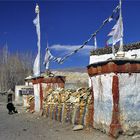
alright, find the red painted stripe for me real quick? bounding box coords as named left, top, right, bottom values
left=109, top=75, right=122, bottom=137
left=40, top=83, right=43, bottom=110
left=89, top=77, right=94, bottom=128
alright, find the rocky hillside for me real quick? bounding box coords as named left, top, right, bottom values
left=52, top=71, right=89, bottom=89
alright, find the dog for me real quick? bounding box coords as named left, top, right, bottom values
left=7, top=102, right=18, bottom=114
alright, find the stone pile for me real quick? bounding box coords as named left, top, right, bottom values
left=43, top=87, right=94, bottom=127
left=26, top=95, right=34, bottom=113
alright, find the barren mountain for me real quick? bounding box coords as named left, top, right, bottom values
left=52, top=69, right=89, bottom=89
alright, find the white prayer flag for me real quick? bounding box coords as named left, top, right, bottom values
left=43, top=47, right=62, bottom=69
left=108, top=30, right=114, bottom=36
left=33, top=4, right=41, bottom=77
left=112, top=15, right=123, bottom=45
left=107, top=14, right=123, bottom=46
left=33, top=53, right=40, bottom=76
left=43, top=48, right=52, bottom=70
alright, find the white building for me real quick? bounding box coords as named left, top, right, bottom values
left=87, top=42, right=140, bottom=137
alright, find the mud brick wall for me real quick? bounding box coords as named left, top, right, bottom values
left=87, top=60, right=140, bottom=137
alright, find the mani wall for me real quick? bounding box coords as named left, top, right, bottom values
left=15, top=42, right=140, bottom=138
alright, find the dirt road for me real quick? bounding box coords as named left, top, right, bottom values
left=0, top=101, right=139, bottom=140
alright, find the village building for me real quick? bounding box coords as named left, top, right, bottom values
left=25, top=75, right=34, bottom=86
left=15, top=76, right=34, bottom=106
left=15, top=85, right=34, bottom=106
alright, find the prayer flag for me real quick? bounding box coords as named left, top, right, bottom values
left=33, top=4, right=41, bottom=77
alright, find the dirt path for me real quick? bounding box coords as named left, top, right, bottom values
left=0, top=101, right=138, bottom=140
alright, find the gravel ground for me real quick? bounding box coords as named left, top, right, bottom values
left=0, top=98, right=139, bottom=140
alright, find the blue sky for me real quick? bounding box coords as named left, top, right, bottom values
left=0, top=0, right=140, bottom=70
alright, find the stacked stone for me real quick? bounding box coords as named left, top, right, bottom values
left=43, top=87, right=93, bottom=127
left=27, top=95, right=35, bottom=113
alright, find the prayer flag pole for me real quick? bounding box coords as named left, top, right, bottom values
left=117, top=0, right=125, bottom=57
left=119, top=0, right=123, bottom=51
left=33, top=4, right=41, bottom=77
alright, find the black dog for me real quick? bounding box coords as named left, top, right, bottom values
left=7, top=102, right=18, bottom=114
